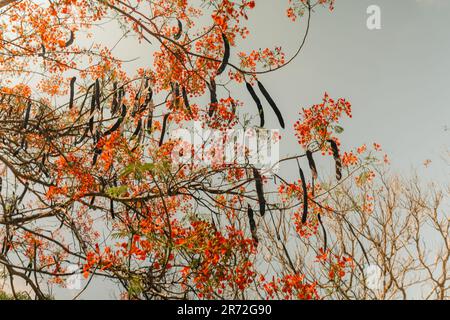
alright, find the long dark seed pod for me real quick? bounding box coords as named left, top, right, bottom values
left=208, top=79, right=218, bottom=117
left=65, top=30, right=74, bottom=47
left=182, top=86, right=192, bottom=116
left=103, top=104, right=126, bottom=137
left=146, top=87, right=153, bottom=103
left=328, top=139, right=342, bottom=180
left=247, top=205, right=258, bottom=245
left=69, top=77, right=76, bottom=109
left=298, top=164, right=308, bottom=224
left=132, top=118, right=142, bottom=139
left=174, top=19, right=182, bottom=40
left=23, top=100, right=31, bottom=129
left=94, top=79, right=101, bottom=110
left=88, top=116, right=95, bottom=136
left=246, top=82, right=264, bottom=127
left=257, top=80, right=284, bottom=129
left=92, top=147, right=102, bottom=166
left=159, top=113, right=169, bottom=146
left=306, top=150, right=318, bottom=179
left=110, top=199, right=115, bottom=219
left=39, top=44, right=46, bottom=57
left=216, top=33, right=230, bottom=76
left=252, top=168, right=266, bottom=216
left=318, top=213, right=327, bottom=251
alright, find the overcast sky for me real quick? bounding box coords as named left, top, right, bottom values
left=42, top=0, right=450, bottom=299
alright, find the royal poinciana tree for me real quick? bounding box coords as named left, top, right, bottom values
left=1, top=0, right=446, bottom=300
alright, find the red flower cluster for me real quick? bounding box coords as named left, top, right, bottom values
left=294, top=93, right=352, bottom=152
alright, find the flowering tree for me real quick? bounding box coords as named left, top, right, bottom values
left=2, top=0, right=445, bottom=300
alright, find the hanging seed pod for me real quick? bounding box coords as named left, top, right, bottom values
left=88, top=116, right=95, bottom=136
left=132, top=118, right=142, bottom=139
left=92, top=147, right=102, bottom=166
left=257, top=80, right=285, bottom=129
left=298, top=165, right=308, bottom=224
left=208, top=79, right=218, bottom=117
left=145, top=86, right=153, bottom=104
left=64, top=30, right=74, bottom=47
left=247, top=205, right=259, bottom=245
left=159, top=113, right=170, bottom=146
left=174, top=19, right=182, bottom=40
left=40, top=153, right=47, bottom=172
left=39, top=44, right=46, bottom=57
left=23, top=100, right=31, bottom=129
left=216, top=33, right=230, bottom=76
left=94, top=79, right=101, bottom=110
left=318, top=213, right=327, bottom=251
left=181, top=86, right=193, bottom=116
left=89, top=196, right=96, bottom=206
left=252, top=168, right=266, bottom=216
left=1, top=237, right=6, bottom=255
left=110, top=199, right=115, bottom=220
left=69, top=77, right=76, bottom=109
left=306, top=150, right=318, bottom=179
left=103, top=104, right=126, bottom=137
left=245, top=82, right=264, bottom=127
left=328, top=139, right=342, bottom=180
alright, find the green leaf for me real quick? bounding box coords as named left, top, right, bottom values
left=106, top=185, right=128, bottom=198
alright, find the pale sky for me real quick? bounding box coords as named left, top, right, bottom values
left=43, top=0, right=450, bottom=299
